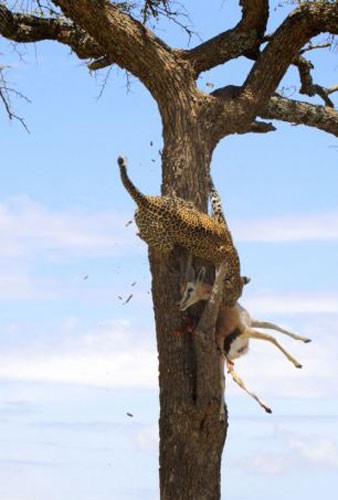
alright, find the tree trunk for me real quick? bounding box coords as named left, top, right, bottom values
left=1, top=2, right=338, bottom=500
left=150, top=250, right=228, bottom=499
left=149, top=108, right=228, bottom=499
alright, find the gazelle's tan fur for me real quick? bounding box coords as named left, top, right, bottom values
left=179, top=268, right=311, bottom=416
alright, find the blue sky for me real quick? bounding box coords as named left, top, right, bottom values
left=0, top=1, right=338, bottom=499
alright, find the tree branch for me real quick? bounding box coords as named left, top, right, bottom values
left=300, top=41, right=331, bottom=55
left=242, top=1, right=338, bottom=109
left=87, top=55, right=113, bottom=71
left=260, top=95, right=338, bottom=137
left=211, top=84, right=337, bottom=136
left=293, top=55, right=335, bottom=107
left=0, top=3, right=104, bottom=60
left=182, top=0, right=269, bottom=76
left=197, top=3, right=337, bottom=141
left=51, top=0, right=183, bottom=99
left=0, top=65, right=30, bottom=131
left=327, top=84, right=338, bottom=96
left=245, top=119, right=276, bottom=133
left=210, top=85, right=276, bottom=134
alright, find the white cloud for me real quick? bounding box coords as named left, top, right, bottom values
left=240, top=432, right=338, bottom=476
left=0, top=319, right=158, bottom=389
left=241, top=453, right=287, bottom=476
left=0, top=266, right=40, bottom=299
left=235, top=211, right=338, bottom=242
left=0, top=197, right=141, bottom=260
left=0, top=352, right=156, bottom=388
left=134, top=425, right=159, bottom=454
left=290, top=436, right=338, bottom=468
left=244, top=293, right=338, bottom=315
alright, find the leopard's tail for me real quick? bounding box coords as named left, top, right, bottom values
left=209, top=176, right=227, bottom=227
left=117, top=156, right=148, bottom=207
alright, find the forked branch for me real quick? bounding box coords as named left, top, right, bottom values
left=212, top=70, right=338, bottom=137
left=293, top=55, right=336, bottom=107
left=242, top=1, right=338, bottom=109
left=183, top=0, right=269, bottom=75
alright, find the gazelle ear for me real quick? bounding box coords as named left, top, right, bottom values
left=185, top=265, right=196, bottom=282
left=197, top=267, right=206, bottom=283
left=183, top=253, right=195, bottom=282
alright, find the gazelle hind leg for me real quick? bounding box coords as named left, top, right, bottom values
left=226, top=359, right=272, bottom=414
left=248, top=330, right=303, bottom=368
left=251, top=320, right=311, bottom=343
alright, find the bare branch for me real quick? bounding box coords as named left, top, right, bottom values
left=182, top=0, right=269, bottom=76
left=260, top=95, right=338, bottom=137
left=293, top=55, right=335, bottom=107
left=327, top=84, right=338, bottom=95
left=0, top=66, right=30, bottom=131
left=95, top=64, right=114, bottom=100
left=242, top=1, right=338, bottom=111
left=142, top=0, right=194, bottom=40
left=142, top=0, right=169, bottom=23
left=0, top=3, right=104, bottom=61
left=300, top=41, right=331, bottom=54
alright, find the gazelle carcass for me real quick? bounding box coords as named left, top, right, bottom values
left=179, top=267, right=311, bottom=417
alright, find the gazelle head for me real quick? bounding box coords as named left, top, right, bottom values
left=179, top=268, right=212, bottom=311
left=179, top=267, right=251, bottom=311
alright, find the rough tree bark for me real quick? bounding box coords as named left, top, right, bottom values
left=1, top=1, right=337, bottom=499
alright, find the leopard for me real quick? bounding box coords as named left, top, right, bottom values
left=117, top=155, right=244, bottom=305
left=208, top=175, right=250, bottom=287
left=208, top=176, right=228, bottom=227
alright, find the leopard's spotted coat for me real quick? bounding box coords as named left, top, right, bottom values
left=118, top=156, right=243, bottom=304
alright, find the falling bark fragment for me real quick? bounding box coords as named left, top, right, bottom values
left=123, top=294, right=133, bottom=305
